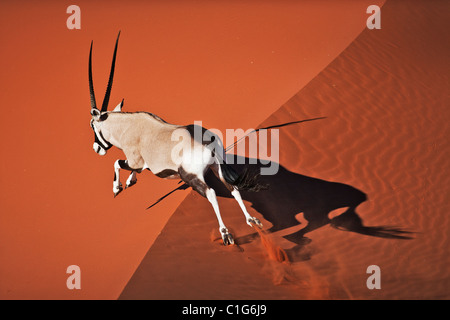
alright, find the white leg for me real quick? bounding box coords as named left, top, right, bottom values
left=125, top=171, right=137, bottom=188
left=206, top=188, right=234, bottom=245
left=231, top=188, right=263, bottom=228
left=113, top=160, right=123, bottom=197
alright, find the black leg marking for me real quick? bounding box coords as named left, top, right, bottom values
left=118, top=159, right=143, bottom=173
left=178, top=167, right=208, bottom=198
left=210, top=163, right=234, bottom=192
left=118, top=160, right=133, bottom=171
left=155, top=169, right=179, bottom=179
left=114, top=159, right=143, bottom=197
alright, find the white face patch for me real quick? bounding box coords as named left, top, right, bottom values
left=93, top=142, right=106, bottom=156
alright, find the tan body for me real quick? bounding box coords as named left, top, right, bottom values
left=99, top=112, right=185, bottom=174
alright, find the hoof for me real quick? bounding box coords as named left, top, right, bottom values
left=113, top=185, right=123, bottom=198
left=125, top=178, right=137, bottom=189
left=247, top=217, right=263, bottom=229
left=220, top=228, right=234, bottom=246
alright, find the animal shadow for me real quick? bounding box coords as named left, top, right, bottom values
left=204, top=155, right=413, bottom=256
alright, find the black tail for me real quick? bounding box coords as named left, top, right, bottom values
left=219, top=161, right=266, bottom=192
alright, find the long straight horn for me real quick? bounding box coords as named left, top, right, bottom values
left=89, top=40, right=97, bottom=110
left=101, top=31, right=121, bottom=112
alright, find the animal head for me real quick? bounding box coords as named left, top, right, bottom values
left=89, top=31, right=123, bottom=155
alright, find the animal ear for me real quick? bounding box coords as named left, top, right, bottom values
left=91, top=108, right=101, bottom=119
left=113, top=99, right=124, bottom=112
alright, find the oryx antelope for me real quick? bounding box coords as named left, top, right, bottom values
left=89, top=33, right=263, bottom=245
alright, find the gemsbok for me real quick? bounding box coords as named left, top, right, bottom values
left=89, top=32, right=263, bottom=245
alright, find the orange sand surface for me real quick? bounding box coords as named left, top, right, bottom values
left=120, top=0, right=449, bottom=300
left=0, top=1, right=382, bottom=299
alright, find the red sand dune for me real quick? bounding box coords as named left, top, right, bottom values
left=0, top=1, right=383, bottom=299
left=120, top=0, right=450, bottom=300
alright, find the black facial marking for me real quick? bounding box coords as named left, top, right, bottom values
left=90, top=122, right=113, bottom=151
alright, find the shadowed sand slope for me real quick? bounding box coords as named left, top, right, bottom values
left=120, top=0, right=449, bottom=300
